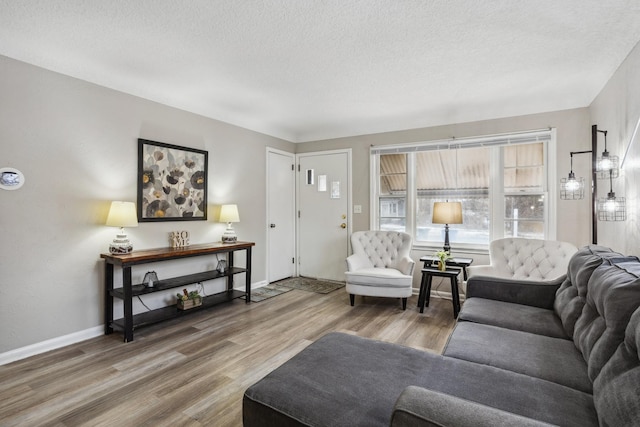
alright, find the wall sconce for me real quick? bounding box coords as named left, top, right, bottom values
left=220, top=204, right=240, bottom=243
left=106, top=201, right=139, bottom=253
left=432, top=201, right=463, bottom=254
left=560, top=151, right=590, bottom=200
left=595, top=129, right=620, bottom=179
left=597, top=170, right=626, bottom=221
left=560, top=125, right=618, bottom=244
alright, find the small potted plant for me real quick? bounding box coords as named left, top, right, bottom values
left=176, top=288, right=202, bottom=310
left=435, top=250, right=452, bottom=271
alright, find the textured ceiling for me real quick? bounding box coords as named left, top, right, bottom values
left=1, top=1, right=640, bottom=143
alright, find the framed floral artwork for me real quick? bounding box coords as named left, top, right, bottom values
left=137, top=139, right=208, bottom=221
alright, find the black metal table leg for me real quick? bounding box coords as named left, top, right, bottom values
left=104, top=263, right=114, bottom=335
left=123, top=266, right=133, bottom=342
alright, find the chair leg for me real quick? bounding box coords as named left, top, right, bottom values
left=349, top=294, right=355, bottom=306
left=401, top=297, right=407, bottom=310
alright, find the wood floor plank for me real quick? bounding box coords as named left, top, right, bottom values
left=0, top=289, right=456, bottom=426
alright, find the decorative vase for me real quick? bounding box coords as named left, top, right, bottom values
left=438, top=261, right=447, bottom=271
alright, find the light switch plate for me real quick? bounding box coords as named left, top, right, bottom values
left=353, top=204, right=362, bottom=214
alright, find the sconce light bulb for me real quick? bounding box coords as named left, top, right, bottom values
left=565, top=177, right=580, bottom=192
left=605, top=197, right=617, bottom=212
left=599, top=155, right=612, bottom=171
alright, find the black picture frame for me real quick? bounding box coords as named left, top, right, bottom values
left=137, top=139, right=208, bottom=222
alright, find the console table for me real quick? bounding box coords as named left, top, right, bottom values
left=101, top=241, right=254, bottom=342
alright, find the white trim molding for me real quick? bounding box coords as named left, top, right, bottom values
left=0, top=326, right=103, bottom=366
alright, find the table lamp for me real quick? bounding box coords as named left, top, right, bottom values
left=432, top=201, right=463, bottom=254
left=220, top=204, right=240, bottom=243
left=106, top=201, right=138, bottom=254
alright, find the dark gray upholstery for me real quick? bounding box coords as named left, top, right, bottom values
left=572, top=257, right=640, bottom=382
left=391, top=387, right=556, bottom=427
left=593, top=306, right=640, bottom=427
left=244, top=332, right=598, bottom=427
left=553, top=245, right=623, bottom=338
left=466, top=274, right=564, bottom=309
left=444, top=322, right=592, bottom=392
left=458, top=297, right=568, bottom=338
left=243, top=245, right=640, bottom=426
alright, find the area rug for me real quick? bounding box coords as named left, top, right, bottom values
left=250, top=284, right=293, bottom=302
left=272, top=276, right=345, bottom=294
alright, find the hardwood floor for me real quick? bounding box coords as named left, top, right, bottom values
left=0, top=289, right=457, bottom=426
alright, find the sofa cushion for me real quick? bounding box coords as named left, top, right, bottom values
left=243, top=332, right=598, bottom=427
left=571, top=257, right=640, bottom=383
left=554, top=245, right=622, bottom=338
left=444, top=322, right=592, bottom=393
left=458, top=297, right=568, bottom=339
left=593, top=306, right=640, bottom=427
left=345, top=268, right=412, bottom=287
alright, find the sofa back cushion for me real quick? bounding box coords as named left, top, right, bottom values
left=593, top=306, right=640, bottom=426
left=554, top=246, right=622, bottom=337
left=572, top=257, right=640, bottom=383
left=350, top=231, right=412, bottom=270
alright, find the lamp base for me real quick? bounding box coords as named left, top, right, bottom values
left=109, top=232, right=133, bottom=254
left=442, top=224, right=451, bottom=255
left=222, top=224, right=237, bottom=244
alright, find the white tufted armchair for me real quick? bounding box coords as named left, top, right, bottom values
left=345, top=231, right=415, bottom=310
left=467, top=238, right=578, bottom=282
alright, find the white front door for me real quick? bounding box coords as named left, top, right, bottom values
left=297, top=150, right=351, bottom=281
left=267, top=148, right=295, bottom=283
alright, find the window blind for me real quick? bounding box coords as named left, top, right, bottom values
left=370, top=129, right=552, bottom=155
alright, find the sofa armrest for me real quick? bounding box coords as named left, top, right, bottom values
left=346, top=253, right=373, bottom=272
left=391, top=386, right=554, bottom=427
left=395, top=256, right=416, bottom=276
left=465, top=275, right=565, bottom=309
left=466, top=265, right=507, bottom=279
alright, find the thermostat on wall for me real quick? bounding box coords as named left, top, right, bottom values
left=0, top=167, right=25, bottom=190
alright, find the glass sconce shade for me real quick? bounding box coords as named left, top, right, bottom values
left=597, top=192, right=626, bottom=221
left=560, top=172, right=585, bottom=200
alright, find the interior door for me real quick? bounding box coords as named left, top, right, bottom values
left=297, top=150, right=351, bottom=281
left=267, top=149, right=295, bottom=283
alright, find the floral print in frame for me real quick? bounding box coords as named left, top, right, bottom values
left=137, top=139, right=208, bottom=221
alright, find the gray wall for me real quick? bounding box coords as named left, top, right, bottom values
left=590, top=40, right=640, bottom=256
left=297, top=108, right=594, bottom=249
left=0, top=55, right=294, bottom=354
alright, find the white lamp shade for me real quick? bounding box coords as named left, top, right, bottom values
left=106, top=201, right=139, bottom=227
left=432, top=202, right=463, bottom=224
left=220, top=204, right=240, bottom=223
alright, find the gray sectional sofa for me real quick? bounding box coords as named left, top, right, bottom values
left=243, top=246, right=640, bottom=426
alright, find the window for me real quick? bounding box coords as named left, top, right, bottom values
left=371, top=130, right=555, bottom=250
left=379, top=153, right=407, bottom=232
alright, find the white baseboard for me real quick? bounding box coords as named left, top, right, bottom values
left=3, top=280, right=270, bottom=365
left=236, top=280, right=268, bottom=290
left=0, top=326, right=104, bottom=366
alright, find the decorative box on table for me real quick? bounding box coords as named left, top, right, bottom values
left=176, top=289, right=202, bottom=310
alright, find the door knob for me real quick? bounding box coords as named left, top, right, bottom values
left=340, top=223, right=347, bottom=229
left=270, top=224, right=276, bottom=228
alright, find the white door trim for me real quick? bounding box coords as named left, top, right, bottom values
left=266, top=147, right=296, bottom=282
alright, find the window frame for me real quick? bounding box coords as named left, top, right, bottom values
left=370, top=129, right=557, bottom=252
